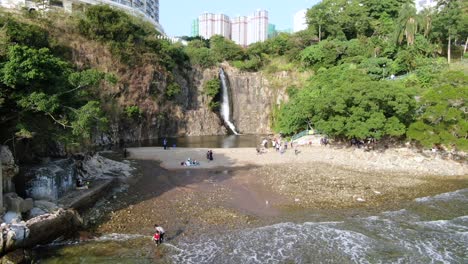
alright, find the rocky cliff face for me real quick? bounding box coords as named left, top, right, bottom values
left=220, top=64, right=290, bottom=135
left=107, top=64, right=294, bottom=141
left=1, top=146, right=18, bottom=195
left=67, top=38, right=298, bottom=142
left=70, top=38, right=293, bottom=142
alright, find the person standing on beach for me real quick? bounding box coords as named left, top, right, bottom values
left=163, top=138, right=168, bottom=150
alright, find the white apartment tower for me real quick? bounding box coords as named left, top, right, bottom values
left=199, top=13, right=231, bottom=39
left=0, top=0, right=163, bottom=33
left=247, top=10, right=268, bottom=45
left=231, top=16, right=248, bottom=47
left=293, top=9, right=307, bottom=32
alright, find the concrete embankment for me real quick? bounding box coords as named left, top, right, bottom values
left=0, top=153, right=135, bottom=259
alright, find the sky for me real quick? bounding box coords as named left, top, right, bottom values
left=160, top=0, right=321, bottom=37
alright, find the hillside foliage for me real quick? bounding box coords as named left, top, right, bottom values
left=0, top=0, right=466, bottom=152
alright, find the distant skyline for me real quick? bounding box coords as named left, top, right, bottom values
left=160, top=0, right=320, bottom=36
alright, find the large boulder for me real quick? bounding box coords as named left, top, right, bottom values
left=1, top=209, right=82, bottom=253
left=3, top=193, right=23, bottom=213
left=21, top=199, right=33, bottom=213
left=1, top=249, right=29, bottom=264
left=21, top=209, right=82, bottom=248
left=27, top=208, right=47, bottom=218
left=1, top=145, right=19, bottom=193
left=33, top=200, right=58, bottom=213
left=2, top=211, right=22, bottom=224
left=24, top=159, right=76, bottom=201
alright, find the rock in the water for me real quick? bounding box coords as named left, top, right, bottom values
left=3, top=193, right=24, bottom=213
left=1, top=145, right=19, bottom=193
left=5, top=229, right=16, bottom=250
left=21, top=209, right=82, bottom=248
left=9, top=224, right=29, bottom=245
left=2, top=211, right=22, bottom=224
left=82, top=154, right=134, bottom=179
left=21, top=198, right=34, bottom=213
left=28, top=207, right=47, bottom=218
left=1, top=249, right=28, bottom=264
left=33, top=200, right=58, bottom=213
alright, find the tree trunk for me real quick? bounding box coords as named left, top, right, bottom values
left=448, top=36, right=451, bottom=64
left=464, top=37, right=467, bottom=56
left=319, top=24, right=321, bottom=42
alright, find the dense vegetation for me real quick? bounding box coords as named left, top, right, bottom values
left=0, top=13, right=109, bottom=148
left=180, top=0, right=467, bottom=149
left=203, top=78, right=221, bottom=111
left=0, top=6, right=188, bottom=151
left=181, top=0, right=467, bottom=150
left=271, top=0, right=466, bottom=150
left=0, top=0, right=466, bottom=153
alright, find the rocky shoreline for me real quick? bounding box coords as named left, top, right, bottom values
left=91, top=147, right=467, bottom=244
left=1, top=144, right=466, bottom=262
left=0, top=146, right=135, bottom=260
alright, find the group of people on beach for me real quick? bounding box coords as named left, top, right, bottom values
left=258, top=137, right=293, bottom=155
left=181, top=158, right=200, bottom=166
left=152, top=224, right=165, bottom=246
left=206, top=150, right=214, bottom=161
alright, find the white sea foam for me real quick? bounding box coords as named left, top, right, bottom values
left=95, top=233, right=149, bottom=242
left=415, top=188, right=468, bottom=203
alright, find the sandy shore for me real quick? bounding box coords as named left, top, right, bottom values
left=127, top=146, right=467, bottom=176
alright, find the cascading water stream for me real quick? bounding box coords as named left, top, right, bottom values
left=219, top=68, right=239, bottom=135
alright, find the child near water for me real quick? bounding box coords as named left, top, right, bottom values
left=153, top=231, right=161, bottom=245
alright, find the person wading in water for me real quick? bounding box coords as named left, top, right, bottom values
left=154, top=224, right=165, bottom=244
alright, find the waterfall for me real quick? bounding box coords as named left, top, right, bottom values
left=219, top=68, right=239, bottom=135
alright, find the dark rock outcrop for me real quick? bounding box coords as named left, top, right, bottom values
left=0, top=209, right=82, bottom=255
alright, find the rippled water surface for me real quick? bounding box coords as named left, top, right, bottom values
left=126, top=135, right=266, bottom=148
left=33, top=188, right=468, bottom=263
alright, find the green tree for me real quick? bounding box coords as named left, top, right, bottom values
left=165, top=82, right=181, bottom=99
left=124, top=105, right=143, bottom=119
left=395, top=3, right=419, bottom=46
left=432, top=0, right=463, bottom=64
left=300, top=39, right=347, bottom=69
left=210, top=35, right=245, bottom=62
left=2, top=18, right=49, bottom=48
left=203, top=78, right=221, bottom=110
left=307, top=1, right=329, bottom=41
left=71, top=101, right=108, bottom=138
left=275, top=66, right=416, bottom=139
left=1, top=45, right=69, bottom=90
left=407, top=70, right=467, bottom=150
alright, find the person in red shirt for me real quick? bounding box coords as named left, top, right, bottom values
left=153, top=231, right=161, bottom=245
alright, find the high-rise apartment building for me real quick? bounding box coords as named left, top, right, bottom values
left=0, top=0, right=163, bottom=33
left=247, top=10, right=268, bottom=45
left=194, top=9, right=268, bottom=46
left=231, top=16, right=248, bottom=46
left=293, top=9, right=307, bottom=32
left=191, top=18, right=199, bottom=37
left=268, top=23, right=277, bottom=39
left=198, top=12, right=231, bottom=39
